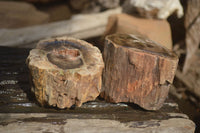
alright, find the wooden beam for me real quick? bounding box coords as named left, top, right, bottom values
left=0, top=8, right=122, bottom=47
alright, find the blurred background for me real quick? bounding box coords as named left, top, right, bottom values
left=0, top=0, right=199, bottom=132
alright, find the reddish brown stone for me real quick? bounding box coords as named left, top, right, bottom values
left=101, top=33, right=178, bottom=110
left=27, top=37, right=104, bottom=109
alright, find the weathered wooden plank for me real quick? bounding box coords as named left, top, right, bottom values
left=26, top=37, right=104, bottom=109
left=0, top=8, right=122, bottom=47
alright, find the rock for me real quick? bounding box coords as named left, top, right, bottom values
left=0, top=1, right=49, bottom=29
left=122, top=0, right=183, bottom=19
left=101, top=33, right=178, bottom=110
left=26, top=37, right=104, bottom=109
left=104, top=13, right=173, bottom=49
left=183, top=0, right=200, bottom=74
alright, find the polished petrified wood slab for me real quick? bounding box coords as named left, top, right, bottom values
left=26, top=37, right=104, bottom=109
left=101, top=33, right=179, bottom=110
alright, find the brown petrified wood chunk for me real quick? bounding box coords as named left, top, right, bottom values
left=26, top=37, right=104, bottom=109
left=101, top=33, right=178, bottom=110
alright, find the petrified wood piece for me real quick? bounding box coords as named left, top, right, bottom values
left=0, top=7, right=121, bottom=47
left=101, top=33, right=178, bottom=110
left=176, top=50, right=200, bottom=99
left=26, top=37, right=104, bottom=109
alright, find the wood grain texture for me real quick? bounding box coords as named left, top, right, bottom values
left=101, top=33, right=178, bottom=110
left=176, top=50, right=200, bottom=98
left=0, top=8, right=122, bottom=47
left=26, top=37, right=104, bottom=109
